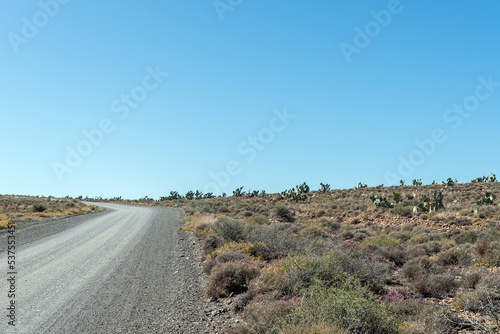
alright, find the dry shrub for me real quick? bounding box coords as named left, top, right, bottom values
left=353, top=231, right=369, bottom=241
left=204, top=261, right=260, bottom=299
left=390, top=230, right=412, bottom=242
left=299, top=224, right=328, bottom=238
left=402, top=256, right=433, bottom=280
left=243, top=298, right=299, bottom=333
left=203, top=251, right=251, bottom=275
left=462, top=267, right=488, bottom=289
left=242, top=211, right=253, bottom=217
left=179, top=213, right=217, bottom=232
left=379, top=247, right=406, bottom=266
left=245, top=216, right=270, bottom=225
left=340, top=231, right=353, bottom=240
left=478, top=242, right=500, bottom=267
left=247, top=262, right=286, bottom=297
left=320, top=219, right=340, bottom=231
left=244, top=224, right=298, bottom=260
left=274, top=204, right=293, bottom=221
left=226, top=326, right=251, bottom=334
left=350, top=217, right=361, bottom=224
left=410, top=234, right=429, bottom=244
left=194, top=223, right=213, bottom=237
left=413, top=273, right=458, bottom=297
left=63, top=208, right=79, bottom=215
left=421, top=241, right=441, bottom=255
left=452, top=282, right=499, bottom=332
left=436, top=247, right=471, bottom=266
left=398, top=322, right=428, bottom=334
left=207, top=241, right=262, bottom=259
left=405, top=245, right=427, bottom=259
left=477, top=239, right=491, bottom=256
left=279, top=323, right=347, bottom=334
left=0, top=220, right=12, bottom=229
left=315, top=209, right=327, bottom=218
left=202, top=235, right=221, bottom=256
left=478, top=270, right=500, bottom=292
left=398, top=304, right=458, bottom=334
left=217, top=250, right=252, bottom=263
left=202, top=257, right=217, bottom=275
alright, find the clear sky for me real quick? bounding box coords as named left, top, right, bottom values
left=1, top=0, right=499, bottom=199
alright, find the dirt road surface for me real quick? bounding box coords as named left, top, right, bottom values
left=0, top=203, right=223, bottom=333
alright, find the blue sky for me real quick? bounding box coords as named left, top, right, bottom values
left=1, top=0, right=499, bottom=199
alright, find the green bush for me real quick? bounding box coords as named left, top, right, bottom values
left=409, top=234, right=429, bottom=244
left=340, top=231, right=354, bottom=240
left=284, top=250, right=356, bottom=290
left=281, top=252, right=351, bottom=295
left=392, top=205, right=413, bottom=217
left=280, top=248, right=389, bottom=296
left=32, top=204, right=47, bottom=212
left=65, top=201, right=76, bottom=208
left=294, top=279, right=398, bottom=334
left=213, top=217, right=245, bottom=242
left=274, top=204, right=292, bottom=220
left=279, top=323, right=347, bottom=334
left=246, top=216, right=270, bottom=225
left=361, top=236, right=399, bottom=249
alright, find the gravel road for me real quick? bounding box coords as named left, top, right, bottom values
left=0, top=203, right=225, bottom=333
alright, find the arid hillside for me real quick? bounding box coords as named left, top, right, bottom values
left=0, top=195, right=99, bottom=229
left=149, top=179, right=500, bottom=333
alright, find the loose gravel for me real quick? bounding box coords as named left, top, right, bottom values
left=0, top=203, right=232, bottom=333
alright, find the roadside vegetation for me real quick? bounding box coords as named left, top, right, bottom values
left=161, top=176, right=499, bottom=333
left=85, top=174, right=500, bottom=333
left=0, top=195, right=99, bottom=229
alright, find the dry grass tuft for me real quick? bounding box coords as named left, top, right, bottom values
left=179, top=213, right=217, bottom=232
